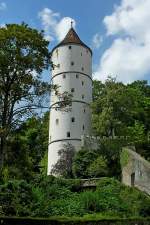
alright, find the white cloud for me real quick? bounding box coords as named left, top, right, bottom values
left=0, top=23, right=6, bottom=27
left=92, top=33, right=103, bottom=49
left=0, top=2, right=6, bottom=10
left=94, top=0, right=150, bottom=83
left=38, top=8, right=76, bottom=42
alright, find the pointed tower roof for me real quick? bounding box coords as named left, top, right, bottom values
left=51, top=28, right=92, bottom=54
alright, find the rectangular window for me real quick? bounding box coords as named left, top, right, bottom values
left=82, top=94, right=84, bottom=99
left=63, top=74, right=66, bottom=78
left=76, top=74, right=79, bottom=78
left=71, top=88, right=75, bottom=93
left=56, top=119, right=59, bottom=125
left=71, top=117, right=75, bottom=122
left=67, top=132, right=70, bottom=137
left=71, top=61, right=74, bottom=66
left=82, top=81, right=84, bottom=86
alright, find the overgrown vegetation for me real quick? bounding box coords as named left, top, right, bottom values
left=0, top=177, right=150, bottom=218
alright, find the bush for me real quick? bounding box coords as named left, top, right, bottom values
left=0, top=177, right=150, bottom=218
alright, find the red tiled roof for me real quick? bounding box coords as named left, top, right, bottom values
left=51, top=28, right=92, bottom=54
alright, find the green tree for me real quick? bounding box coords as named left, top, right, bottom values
left=72, top=149, right=99, bottom=178
left=51, top=143, right=75, bottom=178
left=0, top=23, right=51, bottom=169
left=92, top=78, right=150, bottom=148
left=2, top=111, right=49, bottom=180
left=87, top=156, right=108, bottom=178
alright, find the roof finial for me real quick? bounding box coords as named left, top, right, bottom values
left=71, top=20, right=73, bottom=28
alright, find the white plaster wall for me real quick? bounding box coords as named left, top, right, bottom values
left=51, top=73, right=92, bottom=104
left=48, top=43, right=92, bottom=175
left=49, top=102, right=91, bottom=142
left=51, top=45, right=92, bottom=76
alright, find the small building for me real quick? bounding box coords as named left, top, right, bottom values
left=121, top=147, right=150, bottom=195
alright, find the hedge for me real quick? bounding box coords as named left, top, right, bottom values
left=0, top=217, right=150, bottom=225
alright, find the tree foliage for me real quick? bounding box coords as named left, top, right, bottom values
left=0, top=23, right=51, bottom=169
left=92, top=78, right=150, bottom=160
left=51, top=143, right=75, bottom=178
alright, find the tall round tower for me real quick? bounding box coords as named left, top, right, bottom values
left=48, top=27, right=92, bottom=175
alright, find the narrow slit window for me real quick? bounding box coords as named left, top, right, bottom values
left=63, top=74, right=66, bottom=78
left=71, top=117, right=75, bottom=122
left=71, top=88, right=75, bottom=93
left=83, top=125, right=85, bottom=130
left=76, top=74, right=79, bottom=78
left=83, top=109, right=86, bottom=113
left=82, top=81, right=84, bottom=86
left=82, top=94, right=84, bottom=99
left=81, top=67, right=84, bottom=71
left=67, top=132, right=70, bottom=137
left=71, top=61, right=74, bottom=66
left=81, top=52, right=82, bottom=56
left=56, top=119, right=59, bottom=125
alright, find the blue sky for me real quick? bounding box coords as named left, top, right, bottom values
left=0, top=0, right=150, bottom=83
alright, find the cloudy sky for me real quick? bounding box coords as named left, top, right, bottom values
left=1, top=0, right=150, bottom=83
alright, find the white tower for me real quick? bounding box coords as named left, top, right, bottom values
left=48, top=27, right=92, bottom=175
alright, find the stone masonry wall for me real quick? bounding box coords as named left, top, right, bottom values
left=121, top=147, right=150, bottom=195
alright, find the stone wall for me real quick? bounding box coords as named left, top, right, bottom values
left=121, top=147, right=150, bottom=195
